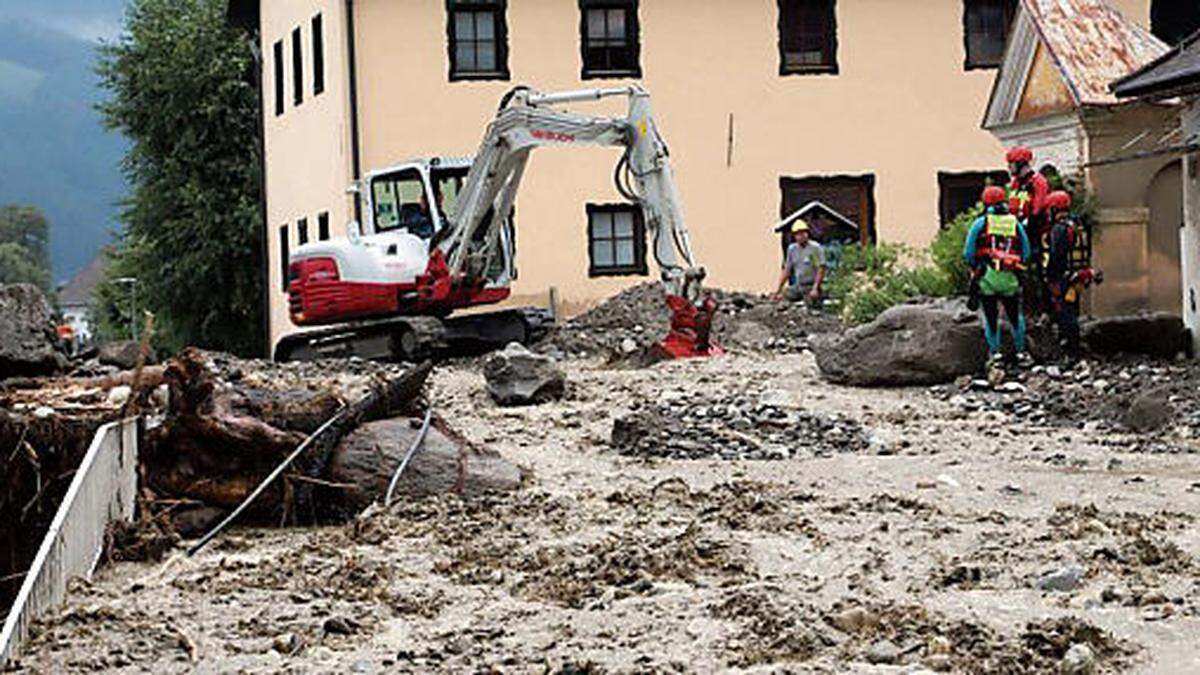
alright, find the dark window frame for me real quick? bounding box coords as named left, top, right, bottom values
left=312, top=14, right=325, bottom=95
left=278, top=225, right=290, bottom=291
left=1151, top=0, right=1200, bottom=46
left=962, top=0, right=1018, bottom=70
left=446, top=0, right=511, bottom=82
left=778, top=174, right=876, bottom=253
left=298, top=217, right=309, bottom=245
left=579, top=0, right=642, bottom=80
left=272, top=40, right=284, bottom=116
left=291, top=26, right=304, bottom=106
left=777, top=0, right=839, bottom=76
left=318, top=212, right=330, bottom=241
left=937, top=170, right=1010, bottom=226
left=586, top=203, right=648, bottom=277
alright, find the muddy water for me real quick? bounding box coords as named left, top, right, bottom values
left=12, top=352, right=1200, bottom=673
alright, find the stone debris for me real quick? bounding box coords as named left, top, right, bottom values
left=610, top=392, right=869, bottom=460
left=482, top=342, right=566, bottom=406
left=0, top=283, right=68, bottom=378
left=1037, top=564, right=1086, bottom=592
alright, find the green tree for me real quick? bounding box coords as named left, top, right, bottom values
left=0, top=205, right=52, bottom=291
left=95, top=0, right=263, bottom=355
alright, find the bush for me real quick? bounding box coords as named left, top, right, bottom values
left=825, top=242, right=954, bottom=325
left=930, top=204, right=982, bottom=293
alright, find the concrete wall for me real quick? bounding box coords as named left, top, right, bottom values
left=259, top=0, right=1153, bottom=349
left=1182, top=99, right=1200, bottom=353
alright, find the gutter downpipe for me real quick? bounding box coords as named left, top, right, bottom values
left=346, top=0, right=363, bottom=224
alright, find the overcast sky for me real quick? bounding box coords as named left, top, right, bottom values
left=0, top=0, right=125, bottom=44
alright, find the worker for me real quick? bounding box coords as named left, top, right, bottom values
left=1006, top=146, right=1052, bottom=313
left=773, top=219, right=826, bottom=307
left=963, top=186, right=1032, bottom=368
left=1044, top=190, right=1082, bottom=364
left=407, top=193, right=436, bottom=239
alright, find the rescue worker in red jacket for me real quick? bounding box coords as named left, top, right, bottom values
left=1006, top=147, right=1052, bottom=314
left=964, top=186, right=1032, bottom=368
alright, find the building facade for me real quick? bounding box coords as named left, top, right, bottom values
left=234, top=0, right=1167, bottom=352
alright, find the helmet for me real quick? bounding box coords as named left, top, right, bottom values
left=1046, top=191, right=1072, bottom=211
left=790, top=219, right=810, bottom=233
left=1006, top=146, right=1034, bottom=164
left=982, top=185, right=1007, bottom=206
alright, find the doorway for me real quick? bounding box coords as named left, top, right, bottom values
left=1146, top=160, right=1183, bottom=314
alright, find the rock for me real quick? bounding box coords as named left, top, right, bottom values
left=98, top=340, right=152, bottom=370
left=0, top=283, right=68, bottom=378
left=1037, top=564, right=1085, bottom=592
left=1082, top=313, right=1190, bottom=359
left=322, top=616, right=357, bottom=635
left=816, top=299, right=987, bottom=387
left=106, top=385, right=132, bottom=406
left=830, top=607, right=878, bottom=634
left=1060, top=643, right=1096, bottom=675
left=483, top=342, right=566, bottom=406
left=1121, top=388, right=1173, bottom=432
left=326, top=418, right=522, bottom=513
left=272, top=632, right=299, bottom=654
left=865, top=639, right=900, bottom=664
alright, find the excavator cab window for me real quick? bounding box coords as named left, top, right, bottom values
left=371, top=168, right=435, bottom=238
left=432, top=168, right=469, bottom=227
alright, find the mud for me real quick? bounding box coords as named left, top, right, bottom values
left=11, top=351, right=1200, bottom=673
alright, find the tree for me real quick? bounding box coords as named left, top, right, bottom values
left=0, top=205, right=52, bottom=291
left=95, top=0, right=263, bottom=355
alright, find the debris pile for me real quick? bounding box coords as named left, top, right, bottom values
left=0, top=283, right=68, bottom=378
left=610, top=392, right=869, bottom=460
left=543, top=282, right=839, bottom=358
left=482, top=342, right=565, bottom=405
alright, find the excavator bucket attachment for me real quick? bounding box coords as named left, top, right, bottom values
left=659, top=294, right=723, bottom=358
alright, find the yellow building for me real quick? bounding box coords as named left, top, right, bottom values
left=228, top=0, right=1170, bottom=352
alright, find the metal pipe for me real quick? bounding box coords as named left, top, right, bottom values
left=384, top=408, right=433, bottom=507
left=528, top=87, right=633, bottom=106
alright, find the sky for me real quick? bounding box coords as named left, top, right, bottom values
left=0, top=0, right=128, bottom=283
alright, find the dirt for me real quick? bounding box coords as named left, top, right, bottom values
left=11, top=350, right=1200, bottom=673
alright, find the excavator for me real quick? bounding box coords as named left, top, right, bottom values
left=277, top=84, right=718, bottom=363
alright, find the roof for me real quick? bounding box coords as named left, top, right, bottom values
left=1111, top=29, right=1200, bottom=99
left=774, top=201, right=859, bottom=233
left=56, top=252, right=108, bottom=308
left=985, top=0, right=1168, bottom=127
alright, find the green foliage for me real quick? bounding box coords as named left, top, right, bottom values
left=930, top=204, right=982, bottom=292
left=0, top=205, right=52, bottom=291
left=95, top=0, right=263, bottom=355
left=825, top=242, right=954, bottom=325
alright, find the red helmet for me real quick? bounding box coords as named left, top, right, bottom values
left=1046, top=191, right=1072, bottom=211
left=982, top=185, right=1007, bottom=206
left=1006, top=146, right=1034, bottom=164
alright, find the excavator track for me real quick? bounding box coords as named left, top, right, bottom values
left=273, top=307, right=554, bottom=363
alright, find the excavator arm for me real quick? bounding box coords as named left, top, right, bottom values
left=435, top=85, right=718, bottom=357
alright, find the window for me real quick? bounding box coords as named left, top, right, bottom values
left=371, top=168, right=429, bottom=233
left=938, top=171, right=1009, bottom=226
left=447, top=1, right=510, bottom=81
left=318, top=212, right=330, bottom=241
left=963, top=0, right=1017, bottom=70
left=312, top=14, right=325, bottom=95
left=778, top=0, right=837, bottom=75
left=278, top=225, right=290, bottom=291
left=298, top=218, right=309, bottom=245
left=1152, top=0, right=1200, bottom=46
left=579, top=1, right=641, bottom=79
left=586, top=204, right=647, bottom=276
left=779, top=175, right=875, bottom=251
left=291, top=27, right=303, bottom=106
left=273, top=40, right=284, bottom=116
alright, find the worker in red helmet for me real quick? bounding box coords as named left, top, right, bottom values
left=964, top=184, right=1032, bottom=369
left=1044, top=190, right=1083, bottom=364
left=1006, top=146, right=1052, bottom=314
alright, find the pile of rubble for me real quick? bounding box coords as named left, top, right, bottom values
left=931, top=356, right=1200, bottom=449
left=610, top=392, right=870, bottom=461
left=542, top=282, right=839, bottom=358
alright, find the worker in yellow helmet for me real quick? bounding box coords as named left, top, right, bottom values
left=773, top=218, right=826, bottom=307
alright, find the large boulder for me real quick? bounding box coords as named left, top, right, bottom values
left=483, top=342, right=566, bottom=405
left=325, top=418, right=523, bottom=514
left=1082, top=312, right=1190, bottom=359
left=99, top=340, right=154, bottom=369
left=816, top=299, right=988, bottom=387
left=0, top=283, right=67, bottom=378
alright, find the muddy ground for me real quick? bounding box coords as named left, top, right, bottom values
left=12, top=350, right=1200, bottom=673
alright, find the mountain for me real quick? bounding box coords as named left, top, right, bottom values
left=0, top=1, right=127, bottom=283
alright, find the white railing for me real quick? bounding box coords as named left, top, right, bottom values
left=0, top=418, right=139, bottom=668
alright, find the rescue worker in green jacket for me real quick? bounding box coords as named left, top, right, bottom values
left=963, top=185, right=1033, bottom=368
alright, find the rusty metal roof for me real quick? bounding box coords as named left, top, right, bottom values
left=1023, top=0, right=1168, bottom=106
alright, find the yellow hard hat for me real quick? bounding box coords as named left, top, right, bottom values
left=790, top=219, right=810, bottom=233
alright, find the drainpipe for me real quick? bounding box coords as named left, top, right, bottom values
left=345, top=0, right=363, bottom=224
left=247, top=31, right=272, bottom=359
